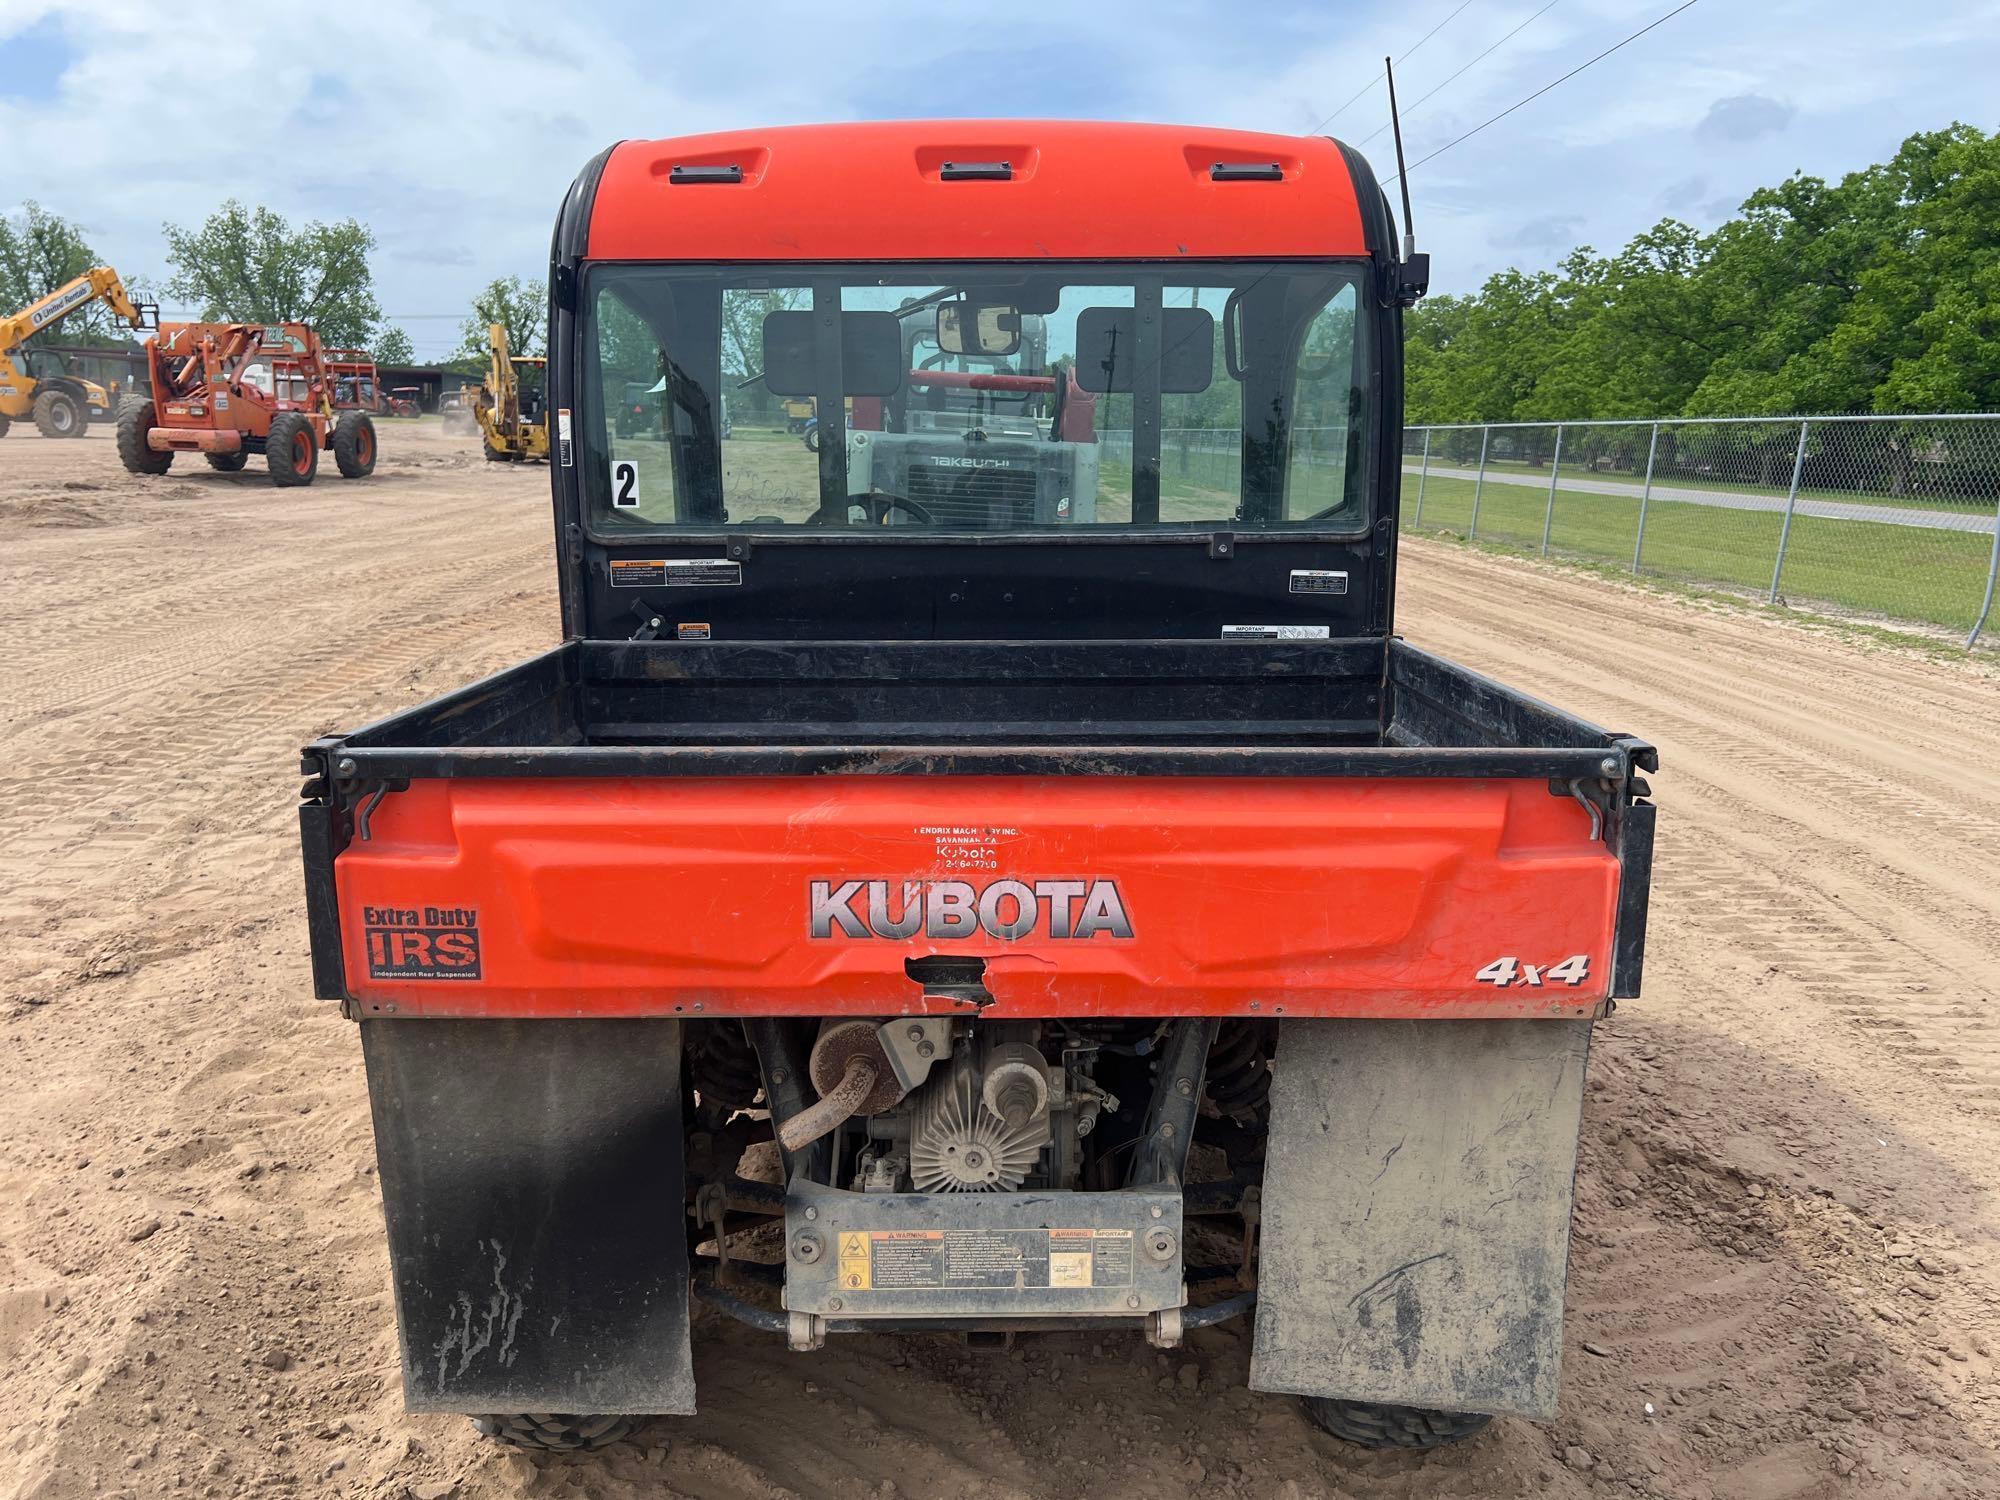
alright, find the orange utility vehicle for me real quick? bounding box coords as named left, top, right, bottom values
left=120, top=321, right=377, bottom=486
left=326, top=348, right=382, bottom=413
left=299, top=123, right=1657, bottom=1456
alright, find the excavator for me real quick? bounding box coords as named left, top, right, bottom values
left=0, top=266, right=157, bottom=439
left=467, top=321, right=548, bottom=462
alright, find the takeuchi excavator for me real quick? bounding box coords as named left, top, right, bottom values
left=0, top=266, right=157, bottom=439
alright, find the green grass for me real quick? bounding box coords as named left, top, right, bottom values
left=1401, top=470, right=1995, bottom=635
left=1405, top=454, right=1997, bottom=517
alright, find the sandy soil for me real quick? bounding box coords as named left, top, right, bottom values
left=1, top=421, right=1997, bottom=1500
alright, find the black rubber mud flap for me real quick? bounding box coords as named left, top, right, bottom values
left=1248, top=1019, right=1591, bottom=1421
left=360, top=1019, right=695, bottom=1415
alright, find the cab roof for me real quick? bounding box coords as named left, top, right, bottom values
left=585, top=121, right=1373, bottom=263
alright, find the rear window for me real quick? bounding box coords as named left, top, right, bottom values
left=580, top=261, right=1373, bottom=535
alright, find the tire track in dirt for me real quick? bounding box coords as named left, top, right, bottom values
left=3, top=438, right=1998, bottom=1500
left=1400, top=543, right=2000, bottom=1128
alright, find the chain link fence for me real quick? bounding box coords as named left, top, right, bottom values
left=1404, top=416, right=2000, bottom=648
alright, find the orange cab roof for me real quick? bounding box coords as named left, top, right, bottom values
left=586, top=121, right=1372, bottom=263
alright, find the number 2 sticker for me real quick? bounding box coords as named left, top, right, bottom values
left=610, top=459, right=641, bottom=509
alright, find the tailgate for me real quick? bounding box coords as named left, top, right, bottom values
left=332, top=774, right=1621, bottom=1020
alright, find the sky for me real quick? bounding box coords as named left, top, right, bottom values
left=3, top=0, right=1995, bottom=362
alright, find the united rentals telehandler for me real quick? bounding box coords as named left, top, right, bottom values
left=467, top=321, right=549, bottom=462
left=299, top=122, right=1657, bottom=1457
left=0, top=265, right=156, bottom=438
left=120, top=321, right=377, bottom=486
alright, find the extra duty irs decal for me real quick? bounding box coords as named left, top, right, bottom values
left=364, top=904, right=482, bottom=980
left=811, top=879, right=1132, bottom=940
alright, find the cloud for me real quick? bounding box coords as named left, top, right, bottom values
left=1695, top=94, right=1796, bottom=145
left=1504, top=215, right=1587, bottom=253
left=3, top=0, right=1995, bottom=317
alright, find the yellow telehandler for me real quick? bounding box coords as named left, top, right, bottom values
left=467, top=322, right=548, bottom=462
left=0, top=266, right=156, bottom=438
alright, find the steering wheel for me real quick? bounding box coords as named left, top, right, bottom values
left=805, top=491, right=936, bottom=528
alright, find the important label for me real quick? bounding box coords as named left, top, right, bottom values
left=607, top=558, right=743, bottom=589
left=839, top=1229, right=1134, bottom=1291
left=1221, top=624, right=1332, bottom=640
left=557, top=408, right=574, bottom=466
left=1289, top=569, right=1350, bottom=595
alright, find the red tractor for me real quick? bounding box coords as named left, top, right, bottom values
left=118, top=321, right=377, bottom=487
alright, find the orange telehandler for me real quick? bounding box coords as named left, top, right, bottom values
left=119, top=321, right=377, bottom=486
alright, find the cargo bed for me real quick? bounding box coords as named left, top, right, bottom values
left=299, top=636, right=1656, bottom=1018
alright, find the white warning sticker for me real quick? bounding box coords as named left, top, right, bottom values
left=1221, top=625, right=1332, bottom=640
left=557, top=408, right=574, bottom=466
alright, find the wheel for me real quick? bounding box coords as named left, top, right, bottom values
left=802, top=423, right=822, bottom=452
left=0, top=415, right=10, bottom=438
left=204, top=451, right=249, bottom=472
left=267, top=412, right=320, bottom=487
left=471, top=1414, right=641, bottom=1452
left=33, top=388, right=85, bottom=439
left=1303, top=1398, right=1493, bottom=1450
left=116, top=401, right=173, bottom=475
left=333, top=411, right=377, bottom=478
left=483, top=438, right=512, bottom=462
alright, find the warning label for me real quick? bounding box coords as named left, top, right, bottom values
left=607, top=558, right=743, bottom=589
left=836, top=1229, right=1135, bottom=1291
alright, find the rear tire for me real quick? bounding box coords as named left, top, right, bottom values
left=0, top=415, right=10, bottom=438
left=33, top=388, right=84, bottom=439
left=471, top=1414, right=641, bottom=1452
left=204, top=451, right=249, bottom=472
left=483, top=437, right=512, bottom=462
left=116, top=401, right=173, bottom=475
left=332, top=411, right=377, bottom=478
left=267, top=412, right=319, bottom=487
left=1303, top=1398, right=1493, bottom=1450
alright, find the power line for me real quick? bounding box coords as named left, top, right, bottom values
left=1308, top=0, right=1478, bottom=135
left=1392, top=0, right=1703, bottom=182
left=1359, top=0, right=1562, bottom=147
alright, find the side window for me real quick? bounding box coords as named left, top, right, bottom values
left=1285, top=283, right=1364, bottom=520
left=594, top=287, right=680, bottom=524
left=237, top=359, right=272, bottom=395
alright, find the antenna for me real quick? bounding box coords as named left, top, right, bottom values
left=1383, top=56, right=1430, bottom=306
left=1385, top=56, right=1417, bottom=260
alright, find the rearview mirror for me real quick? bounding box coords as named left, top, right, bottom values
left=937, top=303, right=1021, bottom=357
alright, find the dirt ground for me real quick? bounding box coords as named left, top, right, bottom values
left=2, top=421, right=1997, bottom=1500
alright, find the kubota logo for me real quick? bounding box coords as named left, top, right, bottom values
left=810, top=878, right=1133, bottom=940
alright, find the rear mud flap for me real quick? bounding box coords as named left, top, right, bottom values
left=360, top=1019, right=695, bottom=1415
left=1248, top=1019, right=1590, bottom=1420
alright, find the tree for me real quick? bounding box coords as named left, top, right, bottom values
left=1405, top=123, right=2000, bottom=424
left=372, top=326, right=414, bottom=365
left=0, top=202, right=146, bottom=344
left=162, top=201, right=382, bottom=347
left=459, top=276, right=546, bottom=361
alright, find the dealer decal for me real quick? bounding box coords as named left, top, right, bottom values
left=810, top=878, right=1133, bottom=940
left=364, top=904, right=482, bottom=980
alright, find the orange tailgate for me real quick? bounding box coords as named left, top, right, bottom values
left=334, top=776, right=1620, bottom=1020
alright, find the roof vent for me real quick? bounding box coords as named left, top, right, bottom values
left=669, top=163, right=743, bottom=185
left=1210, top=162, right=1284, bottom=182
left=940, top=160, right=1014, bottom=181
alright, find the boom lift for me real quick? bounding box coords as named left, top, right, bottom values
left=467, top=321, right=549, bottom=462
left=0, top=266, right=157, bottom=439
